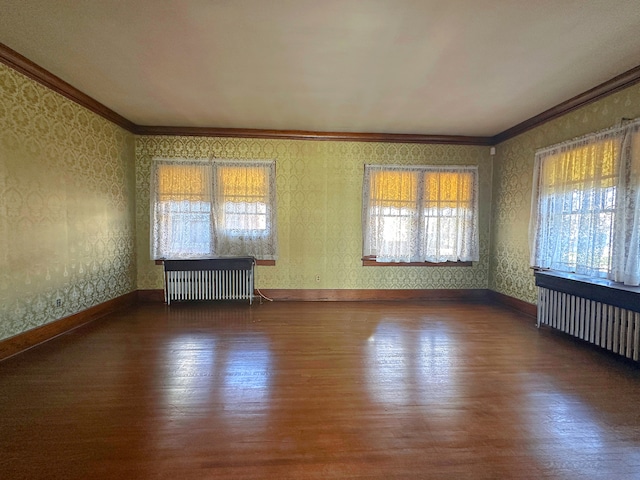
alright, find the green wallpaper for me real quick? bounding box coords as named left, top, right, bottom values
left=5, top=49, right=636, bottom=342
left=136, top=138, right=492, bottom=291
left=0, top=64, right=137, bottom=342
left=490, top=83, right=640, bottom=304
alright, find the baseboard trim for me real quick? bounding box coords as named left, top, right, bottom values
left=488, top=290, right=537, bottom=318
left=0, top=291, right=137, bottom=361
left=256, top=288, right=491, bottom=302
left=0, top=289, right=536, bottom=360
left=132, top=289, right=539, bottom=317
left=136, top=288, right=491, bottom=303
left=137, top=289, right=165, bottom=303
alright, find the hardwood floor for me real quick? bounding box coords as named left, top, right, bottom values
left=1, top=300, right=639, bottom=479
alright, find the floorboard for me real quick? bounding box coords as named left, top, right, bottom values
left=1, top=300, right=639, bottom=479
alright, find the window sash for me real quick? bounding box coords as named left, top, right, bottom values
left=363, top=165, right=479, bottom=263
left=151, top=159, right=277, bottom=260
left=530, top=120, right=640, bottom=286
left=216, top=164, right=272, bottom=236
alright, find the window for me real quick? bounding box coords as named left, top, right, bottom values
left=362, top=165, right=479, bottom=263
left=530, top=120, right=640, bottom=286
left=215, top=165, right=272, bottom=237
left=151, top=159, right=277, bottom=260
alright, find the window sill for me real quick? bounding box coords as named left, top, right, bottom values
left=533, top=269, right=640, bottom=313
left=155, top=258, right=275, bottom=266
left=362, top=257, right=472, bottom=267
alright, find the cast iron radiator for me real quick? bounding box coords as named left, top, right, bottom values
left=535, top=271, right=640, bottom=361
left=163, top=257, right=255, bottom=305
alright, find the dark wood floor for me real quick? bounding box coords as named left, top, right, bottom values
left=1, top=300, right=639, bottom=479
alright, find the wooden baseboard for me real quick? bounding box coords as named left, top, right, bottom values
left=137, top=289, right=165, bottom=303
left=135, top=288, right=491, bottom=303
left=487, top=290, right=537, bottom=318
left=0, top=289, right=536, bottom=361
left=0, top=291, right=137, bottom=361
left=256, top=288, right=490, bottom=302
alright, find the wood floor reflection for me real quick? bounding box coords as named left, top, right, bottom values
left=1, top=300, right=640, bottom=479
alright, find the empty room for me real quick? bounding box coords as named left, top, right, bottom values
left=1, top=1, right=640, bottom=478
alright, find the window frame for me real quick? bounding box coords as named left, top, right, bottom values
left=530, top=133, right=621, bottom=279
left=362, top=164, right=479, bottom=265
left=150, top=158, right=277, bottom=261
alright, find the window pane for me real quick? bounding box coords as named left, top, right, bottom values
left=218, top=166, right=270, bottom=235
left=367, top=170, right=419, bottom=260
left=423, top=171, right=473, bottom=209
left=160, top=200, right=211, bottom=257
left=219, top=166, right=268, bottom=200
left=224, top=202, right=268, bottom=232
left=212, top=160, right=278, bottom=259
left=373, top=205, right=415, bottom=255
left=158, top=164, right=209, bottom=201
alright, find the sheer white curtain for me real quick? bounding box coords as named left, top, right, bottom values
left=611, top=124, right=640, bottom=285
left=151, top=160, right=213, bottom=259
left=151, top=159, right=277, bottom=260
left=529, top=118, right=640, bottom=285
left=211, top=160, right=278, bottom=259
left=362, top=165, right=479, bottom=263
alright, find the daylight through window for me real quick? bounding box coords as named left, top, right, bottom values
left=151, top=159, right=277, bottom=260
left=362, top=165, right=479, bottom=263
left=530, top=119, right=640, bottom=286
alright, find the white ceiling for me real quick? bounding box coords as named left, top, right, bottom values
left=1, top=0, right=640, bottom=137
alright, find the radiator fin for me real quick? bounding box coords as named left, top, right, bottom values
left=165, top=269, right=254, bottom=305
left=537, top=287, right=640, bottom=361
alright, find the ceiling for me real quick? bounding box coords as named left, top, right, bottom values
left=1, top=0, right=640, bottom=138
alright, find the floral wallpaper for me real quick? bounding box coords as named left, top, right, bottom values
left=136, top=138, right=493, bottom=291
left=0, top=63, right=137, bottom=342
left=490, top=82, right=640, bottom=304
left=5, top=49, right=637, bottom=344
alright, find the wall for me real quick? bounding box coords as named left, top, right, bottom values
left=3, top=59, right=636, bottom=331
left=490, top=82, right=640, bottom=304
left=136, top=137, right=492, bottom=291
left=0, top=64, right=137, bottom=341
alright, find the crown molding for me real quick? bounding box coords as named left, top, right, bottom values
left=492, top=64, right=640, bottom=144
left=3, top=41, right=640, bottom=146
left=133, top=125, right=493, bottom=145
left=0, top=42, right=491, bottom=145
left=0, top=43, right=136, bottom=132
